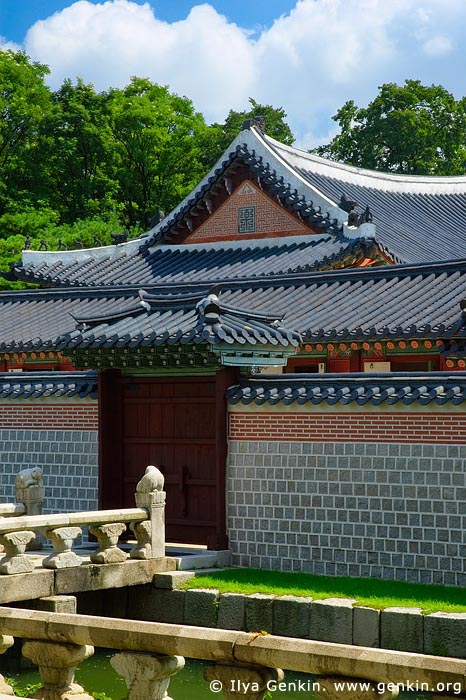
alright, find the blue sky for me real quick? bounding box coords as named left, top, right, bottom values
left=1, top=1, right=466, bottom=147
left=0, top=1, right=297, bottom=43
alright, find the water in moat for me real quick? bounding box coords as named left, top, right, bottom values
left=6, top=650, right=434, bottom=699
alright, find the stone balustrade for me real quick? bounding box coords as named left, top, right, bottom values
left=0, top=468, right=42, bottom=552
left=0, top=465, right=166, bottom=574
left=0, top=607, right=465, bottom=700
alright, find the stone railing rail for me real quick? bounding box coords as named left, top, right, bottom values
left=0, top=465, right=166, bottom=575
left=0, top=607, right=465, bottom=700
left=0, top=504, right=26, bottom=517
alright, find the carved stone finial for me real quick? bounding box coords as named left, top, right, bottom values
left=134, top=466, right=166, bottom=558
left=15, top=468, right=44, bottom=513
left=136, top=465, right=164, bottom=494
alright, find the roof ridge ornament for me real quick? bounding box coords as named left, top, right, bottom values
left=111, top=230, right=129, bottom=245
left=241, top=116, right=266, bottom=132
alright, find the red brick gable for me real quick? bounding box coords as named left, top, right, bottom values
left=183, top=179, right=310, bottom=244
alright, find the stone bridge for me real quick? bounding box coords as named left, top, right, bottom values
left=0, top=465, right=176, bottom=606
left=0, top=607, right=465, bottom=699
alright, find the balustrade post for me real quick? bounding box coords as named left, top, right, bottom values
left=89, top=523, right=127, bottom=563
left=133, top=465, right=166, bottom=559
left=204, top=664, right=284, bottom=700
left=111, top=651, right=184, bottom=700
left=15, top=467, right=44, bottom=550
left=0, top=531, right=36, bottom=574
left=43, top=528, right=83, bottom=569
left=0, top=635, right=14, bottom=695
left=315, top=677, right=399, bottom=699
left=22, top=640, right=94, bottom=700
left=15, top=468, right=44, bottom=517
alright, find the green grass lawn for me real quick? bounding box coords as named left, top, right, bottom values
left=180, top=568, right=466, bottom=614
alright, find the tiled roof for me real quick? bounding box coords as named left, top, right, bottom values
left=12, top=234, right=364, bottom=288
left=66, top=291, right=300, bottom=349
left=11, top=125, right=466, bottom=292
left=0, top=259, right=465, bottom=351
left=0, top=371, right=97, bottom=399
left=264, top=133, right=466, bottom=264
left=227, top=372, right=466, bottom=406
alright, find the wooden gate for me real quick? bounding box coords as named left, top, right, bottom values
left=99, top=372, right=232, bottom=549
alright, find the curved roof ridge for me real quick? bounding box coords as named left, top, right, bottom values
left=263, top=132, right=466, bottom=194
left=21, top=238, right=143, bottom=269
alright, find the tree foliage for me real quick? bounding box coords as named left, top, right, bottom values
left=315, top=80, right=466, bottom=175
left=0, top=49, right=294, bottom=288
left=0, top=51, right=53, bottom=210
left=106, top=78, right=209, bottom=226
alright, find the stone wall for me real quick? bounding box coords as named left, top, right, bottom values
left=0, top=400, right=99, bottom=512
left=227, top=407, right=466, bottom=585
left=123, top=573, right=466, bottom=660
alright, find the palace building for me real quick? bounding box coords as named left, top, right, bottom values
left=1, top=121, right=466, bottom=583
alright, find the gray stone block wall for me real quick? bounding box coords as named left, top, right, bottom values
left=227, top=440, right=466, bottom=585
left=0, top=429, right=98, bottom=512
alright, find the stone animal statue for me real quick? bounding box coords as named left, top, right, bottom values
left=136, top=465, right=164, bottom=494
left=14, top=467, right=44, bottom=548
left=15, top=467, right=43, bottom=497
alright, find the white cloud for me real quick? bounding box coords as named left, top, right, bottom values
left=22, top=0, right=466, bottom=146
left=0, top=37, right=22, bottom=52
left=422, top=35, right=453, bottom=57
left=25, top=1, right=255, bottom=120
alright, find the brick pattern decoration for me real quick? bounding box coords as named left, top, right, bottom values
left=229, top=412, right=466, bottom=444
left=0, top=403, right=98, bottom=430
left=0, top=400, right=98, bottom=513
left=186, top=180, right=309, bottom=243
left=0, top=428, right=98, bottom=513
left=227, top=440, right=466, bottom=585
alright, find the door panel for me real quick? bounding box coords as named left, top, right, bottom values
left=121, top=377, right=217, bottom=545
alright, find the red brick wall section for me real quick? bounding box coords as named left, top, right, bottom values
left=229, top=412, right=466, bottom=444
left=0, top=404, right=98, bottom=430
left=186, top=180, right=309, bottom=243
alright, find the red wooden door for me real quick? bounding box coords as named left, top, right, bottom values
left=121, top=377, right=218, bottom=545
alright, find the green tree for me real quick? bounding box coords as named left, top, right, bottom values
left=106, top=78, right=210, bottom=227
left=315, top=80, right=466, bottom=175
left=0, top=50, right=54, bottom=211
left=46, top=78, right=118, bottom=222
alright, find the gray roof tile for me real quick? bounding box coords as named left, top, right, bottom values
left=0, top=259, right=465, bottom=351
left=227, top=372, right=466, bottom=406
left=0, top=371, right=97, bottom=399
